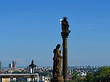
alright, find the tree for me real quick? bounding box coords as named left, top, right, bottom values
left=77, top=78, right=84, bottom=82
left=86, top=72, right=94, bottom=82
left=72, top=71, right=78, bottom=80
left=95, top=66, right=110, bottom=82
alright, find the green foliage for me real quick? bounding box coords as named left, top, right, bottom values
left=12, top=71, right=20, bottom=74
left=49, top=73, right=53, bottom=78
left=68, top=80, right=73, bottom=82
left=69, top=66, right=110, bottom=82
left=12, top=70, right=29, bottom=74
left=84, top=66, right=110, bottom=82
left=72, top=71, right=78, bottom=80
left=35, top=70, right=53, bottom=77
left=68, top=79, right=86, bottom=82
left=68, top=80, right=77, bottom=82
left=86, top=72, right=94, bottom=82
left=94, top=66, right=110, bottom=82
left=77, top=78, right=86, bottom=82
left=40, top=71, right=49, bottom=76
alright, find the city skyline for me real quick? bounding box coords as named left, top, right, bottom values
left=0, top=0, right=110, bottom=67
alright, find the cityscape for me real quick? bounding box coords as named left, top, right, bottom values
left=0, top=60, right=101, bottom=82
left=0, top=0, right=110, bottom=82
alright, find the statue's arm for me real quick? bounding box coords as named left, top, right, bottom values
left=58, top=50, right=63, bottom=58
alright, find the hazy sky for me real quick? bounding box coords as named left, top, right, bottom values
left=0, top=0, right=110, bottom=67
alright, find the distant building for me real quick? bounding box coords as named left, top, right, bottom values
left=0, top=78, right=10, bottom=82
left=0, top=74, right=39, bottom=82
left=39, top=75, right=50, bottom=82
left=12, top=61, right=16, bottom=68
left=9, top=63, right=12, bottom=68
left=0, top=62, right=2, bottom=69
left=78, top=72, right=87, bottom=77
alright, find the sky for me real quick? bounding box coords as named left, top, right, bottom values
left=0, top=0, right=110, bottom=67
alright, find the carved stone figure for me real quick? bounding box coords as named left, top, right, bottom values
left=53, top=44, right=63, bottom=77
left=61, top=17, right=69, bottom=32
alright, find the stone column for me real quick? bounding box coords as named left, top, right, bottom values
left=63, top=37, right=68, bottom=82
left=61, top=17, right=70, bottom=82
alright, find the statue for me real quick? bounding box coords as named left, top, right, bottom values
left=61, top=17, right=69, bottom=33
left=61, top=17, right=71, bottom=38
left=53, top=44, right=63, bottom=77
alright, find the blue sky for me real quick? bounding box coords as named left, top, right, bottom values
left=0, top=0, right=110, bottom=67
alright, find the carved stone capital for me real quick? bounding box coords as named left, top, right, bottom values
left=61, top=30, right=71, bottom=38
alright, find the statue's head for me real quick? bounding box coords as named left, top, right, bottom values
left=63, top=17, right=68, bottom=21
left=56, top=44, right=61, bottom=49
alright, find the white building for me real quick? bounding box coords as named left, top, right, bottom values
left=78, top=72, right=87, bottom=77
left=39, top=75, right=50, bottom=82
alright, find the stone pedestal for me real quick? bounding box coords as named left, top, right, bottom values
left=51, top=76, right=64, bottom=82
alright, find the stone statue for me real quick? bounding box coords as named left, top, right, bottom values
left=53, top=44, right=63, bottom=77
left=61, top=17, right=69, bottom=32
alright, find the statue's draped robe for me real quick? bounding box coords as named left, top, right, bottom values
left=62, top=20, right=69, bottom=32
left=53, top=49, right=62, bottom=77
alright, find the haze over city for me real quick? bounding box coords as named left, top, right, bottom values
left=0, top=0, right=110, bottom=67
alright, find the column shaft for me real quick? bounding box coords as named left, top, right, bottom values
left=63, top=37, right=68, bottom=82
